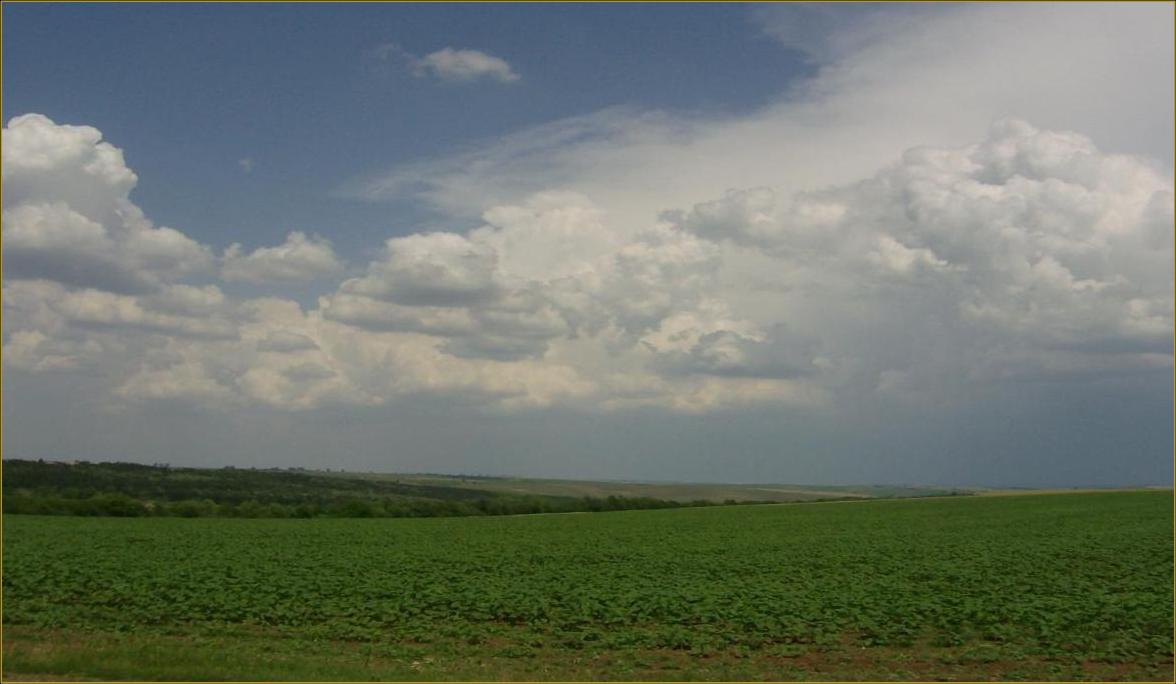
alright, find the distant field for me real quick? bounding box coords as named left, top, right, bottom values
left=346, top=472, right=967, bottom=503
left=3, top=490, right=1171, bottom=681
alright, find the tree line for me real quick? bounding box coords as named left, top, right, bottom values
left=2, top=460, right=740, bottom=519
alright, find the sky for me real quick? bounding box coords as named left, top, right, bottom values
left=2, top=2, right=1172, bottom=487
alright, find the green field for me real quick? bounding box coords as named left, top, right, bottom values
left=3, top=491, right=1172, bottom=681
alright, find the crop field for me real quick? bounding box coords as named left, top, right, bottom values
left=2, top=491, right=1172, bottom=681
left=351, top=472, right=965, bottom=503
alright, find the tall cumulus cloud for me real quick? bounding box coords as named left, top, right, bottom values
left=3, top=113, right=1171, bottom=416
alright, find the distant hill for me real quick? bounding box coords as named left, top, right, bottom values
left=1, top=460, right=711, bottom=518
left=1, top=459, right=972, bottom=519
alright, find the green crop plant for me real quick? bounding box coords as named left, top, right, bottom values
left=2, top=491, right=1171, bottom=680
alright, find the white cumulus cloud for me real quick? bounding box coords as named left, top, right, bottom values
left=414, top=47, right=520, bottom=83
left=2, top=4, right=1171, bottom=418
left=222, top=232, right=344, bottom=284
left=2, top=114, right=214, bottom=293
left=4, top=112, right=1171, bottom=415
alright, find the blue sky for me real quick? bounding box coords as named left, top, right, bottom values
left=3, top=3, right=811, bottom=257
left=1, top=3, right=1172, bottom=486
